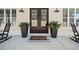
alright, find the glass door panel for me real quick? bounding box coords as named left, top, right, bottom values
left=41, top=21, right=46, bottom=26
left=32, top=20, right=37, bottom=26
left=31, top=9, right=38, bottom=27
left=41, top=9, right=47, bottom=27
left=41, top=10, right=47, bottom=15
left=41, top=9, right=47, bottom=21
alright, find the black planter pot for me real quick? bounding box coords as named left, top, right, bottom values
left=21, top=26, right=28, bottom=38
left=50, top=28, right=58, bottom=38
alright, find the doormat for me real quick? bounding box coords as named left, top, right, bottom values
left=30, top=36, right=47, bottom=40
left=27, top=36, right=50, bottom=42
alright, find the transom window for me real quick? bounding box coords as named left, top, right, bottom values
left=63, top=8, right=79, bottom=27
left=0, top=9, right=16, bottom=27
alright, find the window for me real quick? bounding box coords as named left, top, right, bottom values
left=69, top=8, right=74, bottom=26
left=76, top=9, right=79, bottom=26
left=63, top=8, right=79, bottom=27
left=63, top=8, right=68, bottom=26
left=0, top=9, right=16, bottom=27
left=6, top=9, right=10, bottom=23
left=12, top=9, right=16, bottom=26
left=0, top=9, right=4, bottom=26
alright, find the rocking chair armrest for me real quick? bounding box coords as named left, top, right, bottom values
left=0, top=32, right=8, bottom=36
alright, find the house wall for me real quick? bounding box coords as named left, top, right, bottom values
left=9, top=8, right=73, bottom=36
left=16, top=8, right=29, bottom=25
left=49, top=8, right=62, bottom=24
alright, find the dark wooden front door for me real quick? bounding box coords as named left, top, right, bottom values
left=30, top=8, right=49, bottom=33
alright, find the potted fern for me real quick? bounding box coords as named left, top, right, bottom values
left=19, top=22, right=29, bottom=38
left=48, top=22, right=61, bottom=38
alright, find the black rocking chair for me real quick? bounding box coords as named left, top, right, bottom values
left=0, top=23, right=12, bottom=43
left=70, top=23, right=79, bottom=43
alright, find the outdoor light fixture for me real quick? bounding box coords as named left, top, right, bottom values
left=54, top=8, right=59, bottom=12
left=19, top=8, right=24, bottom=12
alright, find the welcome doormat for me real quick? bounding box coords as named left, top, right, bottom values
left=30, top=36, right=48, bottom=40
left=27, top=36, right=50, bottom=42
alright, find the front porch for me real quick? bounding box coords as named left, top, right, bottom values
left=0, top=34, right=79, bottom=50
left=0, top=8, right=79, bottom=50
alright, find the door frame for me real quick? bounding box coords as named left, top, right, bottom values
left=29, top=8, right=50, bottom=35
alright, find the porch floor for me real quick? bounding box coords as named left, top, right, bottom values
left=0, top=35, right=79, bottom=50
